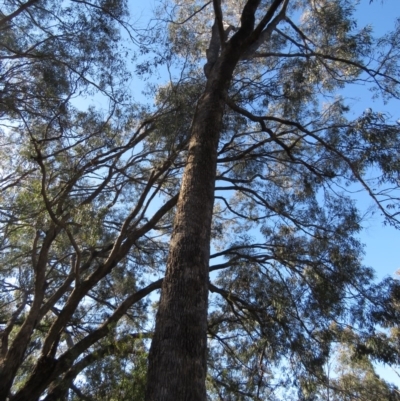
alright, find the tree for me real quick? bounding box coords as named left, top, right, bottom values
left=0, top=1, right=168, bottom=399
left=145, top=0, right=400, bottom=400
left=0, top=0, right=400, bottom=400
left=324, top=346, right=400, bottom=401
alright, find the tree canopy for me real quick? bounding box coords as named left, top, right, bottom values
left=0, top=0, right=400, bottom=400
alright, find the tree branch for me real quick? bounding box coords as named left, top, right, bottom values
left=0, top=0, right=40, bottom=28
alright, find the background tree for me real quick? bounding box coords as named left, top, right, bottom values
left=0, top=1, right=179, bottom=399
left=0, top=0, right=399, bottom=400
left=318, top=345, right=400, bottom=401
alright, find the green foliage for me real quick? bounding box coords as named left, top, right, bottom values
left=75, top=339, right=148, bottom=401
left=315, top=345, right=400, bottom=401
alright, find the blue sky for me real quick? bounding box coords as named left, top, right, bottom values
left=348, top=0, right=400, bottom=281
left=334, top=0, right=400, bottom=384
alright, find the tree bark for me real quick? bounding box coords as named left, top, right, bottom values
left=144, top=0, right=287, bottom=398
left=145, top=40, right=244, bottom=401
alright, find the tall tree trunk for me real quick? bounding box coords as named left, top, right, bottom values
left=145, top=1, right=285, bottom=398
left=145, top=46, right=242, bottom=401
left=145, top=84, right=223, bottom=401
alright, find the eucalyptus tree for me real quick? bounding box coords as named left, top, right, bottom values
left=1, top=0, right=400, bottom=400
left=0, top=1, right=181, bottom=399
left=317, top=345, right=400, bottom=401
left=144, top=0, right=400, bottom=400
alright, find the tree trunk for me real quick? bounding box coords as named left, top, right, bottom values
left=145, top=0, right=286, bottom=397
left=145, top=46, right=242, bottom=401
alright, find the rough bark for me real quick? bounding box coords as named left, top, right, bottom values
left=145, top=73, right=228, bottom=401
left=145, top=0, right=286, bottom=399
left=145, top=26, right=244, bottom=401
